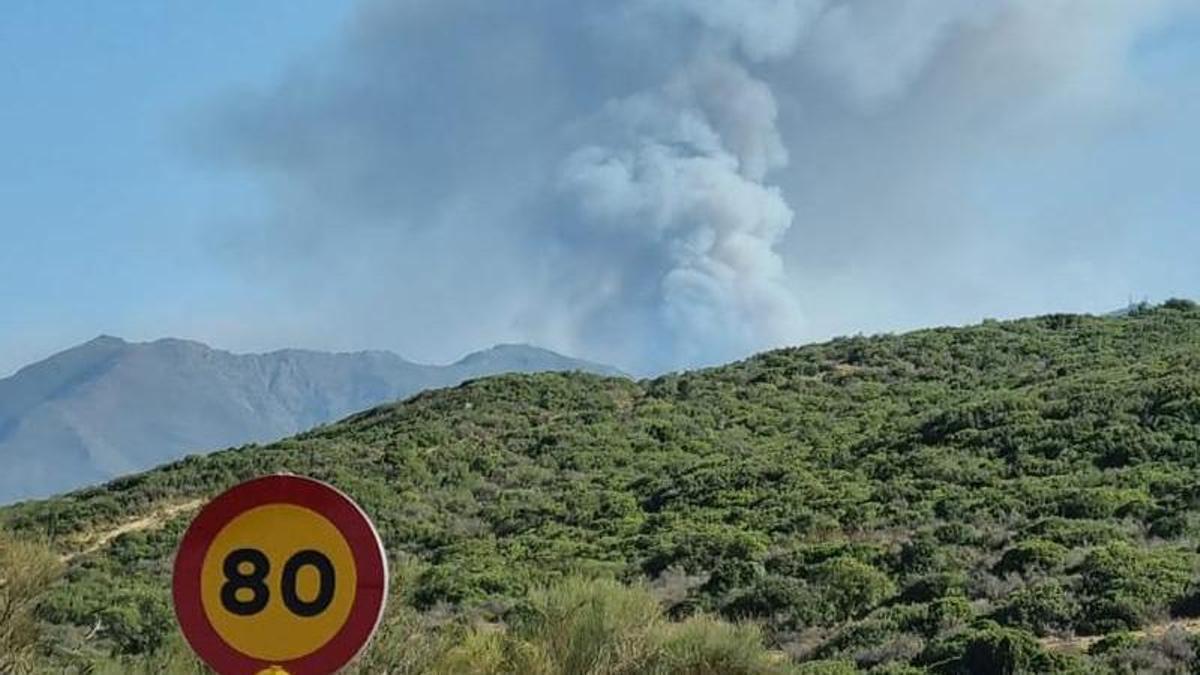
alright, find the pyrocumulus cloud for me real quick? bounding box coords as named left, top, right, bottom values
left=206, top=0, right=1195, bottom=374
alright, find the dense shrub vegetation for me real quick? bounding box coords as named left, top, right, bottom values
left=0, top=530, right=63, bottom=674
left=3, top=302, right=1200, bottom=672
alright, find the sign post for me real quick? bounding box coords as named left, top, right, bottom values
left=173, top=475, right=388, bottom=674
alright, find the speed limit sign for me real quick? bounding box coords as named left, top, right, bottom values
left=173, top=475, right=388, bottom=674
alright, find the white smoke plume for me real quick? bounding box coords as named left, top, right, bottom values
left=204, top=0, right=1194, bottom=374
left=561, top=57, right=800, bottom=367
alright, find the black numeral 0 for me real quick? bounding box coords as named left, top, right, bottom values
left=282, top=550, right=336, bottom=617
left=219, top=549, right=336, bottom=618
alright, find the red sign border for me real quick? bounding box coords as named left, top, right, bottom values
left=173, top=475, right=388, bottom=674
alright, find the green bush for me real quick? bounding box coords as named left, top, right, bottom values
left=1056, top=488, right=1149, bottom=520
left=659, top=615, right=797, bottom=675
left=1172, top=580, right=1200, bottom=617
left=993, top=580, right=1078, bottom=636
left=812, top=557, right=896, bottom=623
left=1085, top=631, right=1138, bottom=656
left=814, top=615, right=909, bottom=662
left=898, top=573, right=968, bottom=604
left=1088, top=628, right=1200, bottom=674
left=86, top=636, right=207, bottom=675
left=722, top=575, right=821, bottom=626
left=643, top=522, right=770, bottom=577
left=0, top=530, right=64, bottom=674
left=412, top=539, right=533, bottom=608
left=1077, top=543, right=1195, bottom=633
left=469, top=578, right=801, bottom=674
left=1162, top=298, right=1198, bottom=312
left=1148, top=512, right=1195, bottom=540
left=363, top=577, right=805, bottom=675
left=98, top=588, right=174, bottom=654
left=896, top=536, right=943, bottom=577
left=919, top=621, right=1070, bottom=674
left=926, top=596, right=974, bottom=635
left=1023, top=518, right=1132, bottom=548
left=510, top=577, right=663, bottom=674
left=993, top=540, right=1068, bottom=576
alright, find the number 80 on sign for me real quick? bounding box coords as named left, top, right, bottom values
left=173, top=475, right=388, bottom=675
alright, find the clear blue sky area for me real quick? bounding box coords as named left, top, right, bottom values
left=1, top=2, right=354, bottom=373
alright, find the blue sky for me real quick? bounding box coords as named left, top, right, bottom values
left=2, top=2, right=1198, bottom=377
left=0, top=1, right=354, bottom=373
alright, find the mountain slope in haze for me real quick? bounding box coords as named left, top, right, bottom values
left=0, top=337, right=621, bottom=503
left=5, top=301, right=1200, bottom=672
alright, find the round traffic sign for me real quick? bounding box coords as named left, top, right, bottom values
left=173, top=475, right=388, bottom=674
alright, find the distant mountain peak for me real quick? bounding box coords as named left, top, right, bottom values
left=0, top=336, right=621, bottom=503
left=148, top=336, right=208, bottom=347
left=90, top=334, right=125, bottom=343
left=456, top=343, right=554, bottom=362
left=453, top=343, right=625, bottom=377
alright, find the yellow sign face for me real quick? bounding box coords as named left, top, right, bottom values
left=199, top=504, right=358, bottom=663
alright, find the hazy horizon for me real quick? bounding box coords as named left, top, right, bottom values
left=0, top=333, right=625, bottom=380
left=0, top=297, right=1169, bottom=381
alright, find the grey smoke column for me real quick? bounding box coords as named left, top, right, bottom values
left=207, top=0, right=1192, bottom=375
left=561, top=57, right=802, bottom=368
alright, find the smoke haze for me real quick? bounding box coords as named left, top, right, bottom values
left=203, top=0, right=1198, bottom=375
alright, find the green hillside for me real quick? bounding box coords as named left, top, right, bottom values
left=4, top=302, right=1200, bottom=673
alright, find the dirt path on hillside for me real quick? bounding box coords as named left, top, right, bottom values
left=62, top=498, right=205, bottom=561
left=1041, top=618, right=1200, bottom=653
